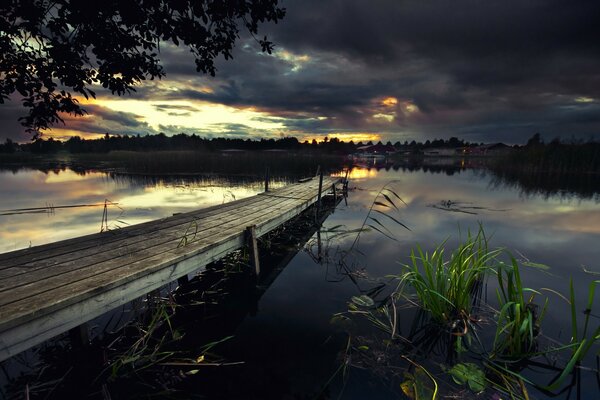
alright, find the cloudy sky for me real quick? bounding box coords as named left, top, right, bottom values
left=2, top=0, right=600, bottom=144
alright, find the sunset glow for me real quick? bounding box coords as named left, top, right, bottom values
left=381, top=97, right=399, bottom=107
left=302, top=132, right=381, bottom=143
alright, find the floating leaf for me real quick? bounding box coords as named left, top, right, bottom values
left=448, top=362, right=487, bottom=393
left=401, top=368, right=435, bottom=399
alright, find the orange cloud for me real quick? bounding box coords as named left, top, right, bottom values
left=381, top=97, right=398, bottom=107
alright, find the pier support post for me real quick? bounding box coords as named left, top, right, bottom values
left=264, top=167, right=270, bottom=192
left=177, top=274, right=189, bottom=286
left=316, top=170, right=324, bottom=219
left=343, top=169, right=349, bottom=197
left=332, top=183, right=337, bottom=204
left=246, top=225, right=260, bottom=276
left=69, top=323, right=90, bottom=348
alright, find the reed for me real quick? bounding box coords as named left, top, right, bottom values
left=492, top=257, right=546, bottom=358
left=397, top=228, right=499, bottom=327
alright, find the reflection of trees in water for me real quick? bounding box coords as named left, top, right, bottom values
left=484, top=167, right=600, bottom=201
left=362, top=158, right=600, bottom=200
left=355, top=158, right=468, bottom=176
left=0, top=152, right=350, bottom=180
left=4, top=154, right=598, bottom=201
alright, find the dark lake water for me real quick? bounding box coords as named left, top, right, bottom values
left=1, top=158, right=599, bottom=399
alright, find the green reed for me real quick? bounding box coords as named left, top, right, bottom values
left=342, top=220, right=600, bottom=397
left=492, top=257, right=547, bottom=358
left=398, top=229, right=500, bottom=326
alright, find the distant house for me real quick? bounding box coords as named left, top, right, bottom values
left=466, top=143, right=512, bottom=156
left=423, top=147, right=459, bottom=156
left=355, top=143, right=396, bottom=155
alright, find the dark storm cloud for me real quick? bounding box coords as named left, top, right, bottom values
left=255, top=0, right=600, bottom=142
left=55, top=104, right=158, bottom=138
left=4, top=1, right=598, bottom=143
left=83, top=105, right=146, bottom=128
left=152, top=0, right=599, bottom=143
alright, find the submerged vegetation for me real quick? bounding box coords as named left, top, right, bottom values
left=335, top=224, right=600, bottom=399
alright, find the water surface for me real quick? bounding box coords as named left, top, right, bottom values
left=1, top=160, right=599, bottom=398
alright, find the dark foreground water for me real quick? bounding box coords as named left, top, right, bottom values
left=1, top=157, right=599, bottom=399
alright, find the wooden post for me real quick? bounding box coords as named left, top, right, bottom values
left=316, top=170, right=324, bottom=218
left=315, top=165, right=321, bottom=177
left=343, top=169, right=349, bottom=197
left=317, top=229, right=323, bottom=262
left=264, top=167, right=270, bottom=192
left=246, top=225, right=260, bottom=276
left=177, top=274, right=189, bottom=286
left=69, top=323, right=90, bottom=348
left=332, top=183, right=337, bottom=204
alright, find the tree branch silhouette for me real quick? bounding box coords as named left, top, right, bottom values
left=0, top=0, right=285, bottom=138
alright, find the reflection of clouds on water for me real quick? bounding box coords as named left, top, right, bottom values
left=324, top=167, right=600, bottom=282
left=0, top=170, right=269, bottom=252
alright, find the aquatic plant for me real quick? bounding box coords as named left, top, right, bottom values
left=492, top=257, right=546, bottom=358
left=339, top=227, right=600, bottom=398
left=397, top=229, right=499, bottom=327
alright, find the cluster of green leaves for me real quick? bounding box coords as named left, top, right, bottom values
left=343, top=224, right=600, bottom=398
left=0, top=0, right=285, bottom=135
left=493, top=257, right=547, bottom=357
left=398, top=229, right=498, bottom=326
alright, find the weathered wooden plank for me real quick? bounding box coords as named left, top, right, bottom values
left=0, top=178, right=339, bottom=311
left=0, top=195, right=305, bottom=302
left=0, top=194, right=261, bottom=265
left=0, top=233, right=249, bottom=361
left=0, top=178, right=331, bottom=267
left=0, top=178, right=337, bottom=274
left=0, top=186, right=330, bottom=328
left=0, top=194, right=285, bottom=282
left=0, top=177, right=340, bottom=362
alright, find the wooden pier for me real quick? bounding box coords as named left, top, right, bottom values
left=0, top=176, right=340, bottom=361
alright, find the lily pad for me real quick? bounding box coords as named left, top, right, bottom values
left=448, top=362, right=487, bottom=393
left=401, top=368, right=435, bottom=399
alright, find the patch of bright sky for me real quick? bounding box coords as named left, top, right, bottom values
left=302, top=132, right=382, bottom=143
left=403, top=102, right=419, bottom=113
left=381, top=97, right=398, bottom=107
left=95, top=98, right=286, bottom=133
left=372, top=113, right=395, bottom=122
left=272, top=48, right=311, bottom=73
left=574, top=96, right=595, bottom=103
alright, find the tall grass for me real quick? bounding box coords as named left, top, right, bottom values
left=342, top=223, right=600, bottom=397
left=492, top=257, right=546, bottom=358
left=398, top=229, right=500, bottom=326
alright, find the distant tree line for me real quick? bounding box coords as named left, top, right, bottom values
left=0, top=133, right=486, bottom=154
left=1, top=133, right=598, bottom=172
left=502, top=133, right=600, bottom=174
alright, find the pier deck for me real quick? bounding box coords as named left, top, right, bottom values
left=0, top=176, right=340, bottom=361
